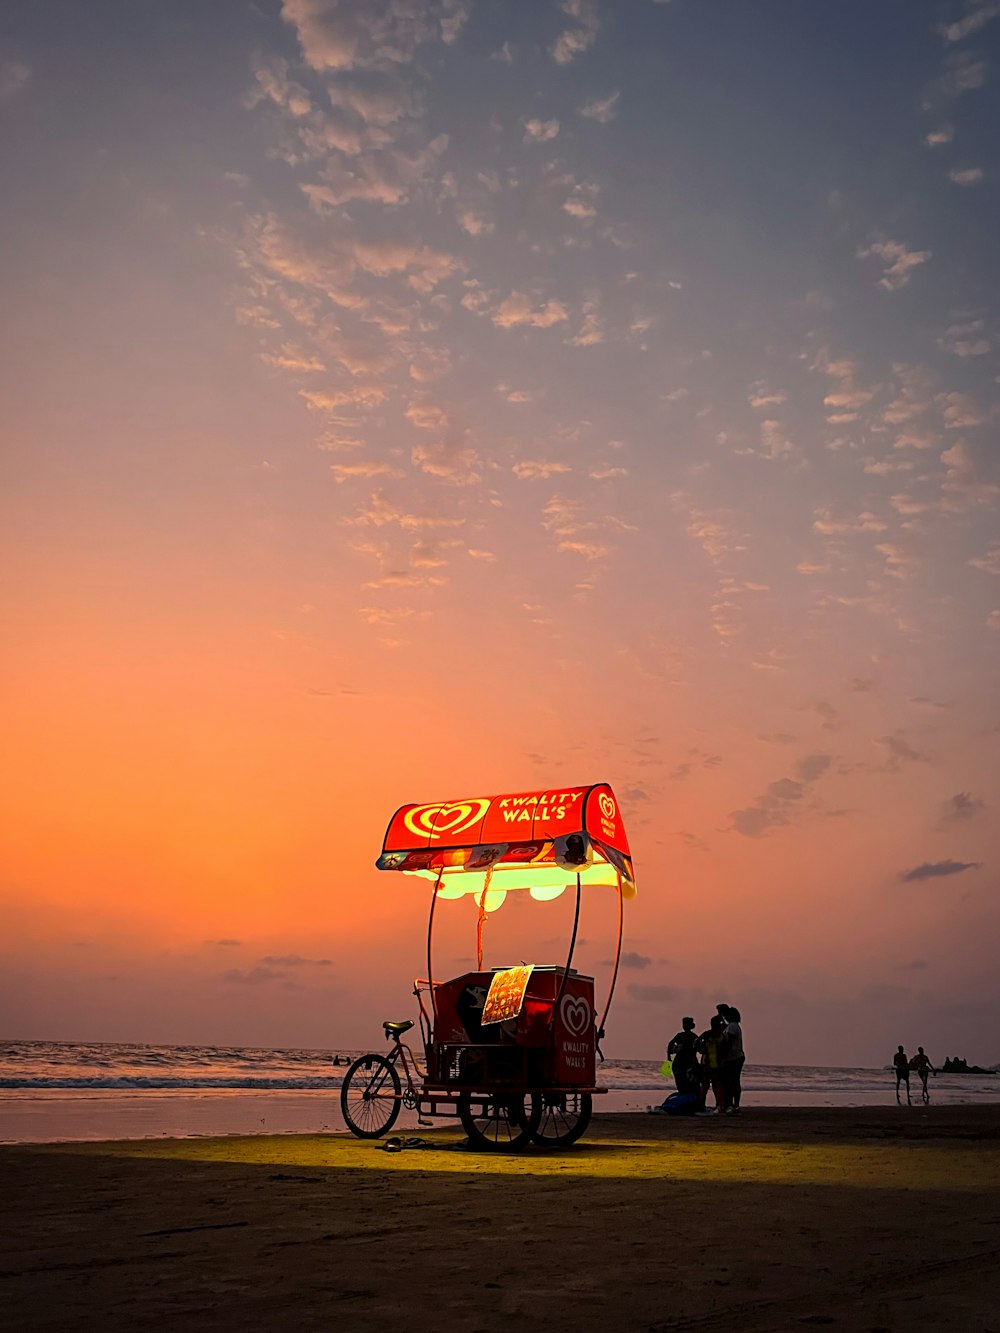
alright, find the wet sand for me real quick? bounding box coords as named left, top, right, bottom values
left=3, top=1106, right=999, bottom=1331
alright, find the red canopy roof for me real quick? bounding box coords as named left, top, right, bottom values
left=376, top=783, right=634, bottom=887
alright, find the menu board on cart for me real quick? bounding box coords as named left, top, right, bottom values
left=481, top=964, right=534, bottom=1024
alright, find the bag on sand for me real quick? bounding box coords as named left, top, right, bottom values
left=663, top=1092, right=699, bottom=1116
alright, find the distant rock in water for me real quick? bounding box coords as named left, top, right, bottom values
left=942, top=1056, right=993, bottom=1075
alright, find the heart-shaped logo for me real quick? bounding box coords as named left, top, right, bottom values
left=560, top=993, right=591, bottom=1037
left=404, top=798, right=491, bottom=840
left=598, top=792, right=616, bottom=822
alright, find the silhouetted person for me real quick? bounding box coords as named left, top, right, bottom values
left=911, top=1046, right=935, bottom=1103
left=893, top=1045, right=911, bottom=1105
left=721, top=1005, right=745, bottom=1113
left=696, top=1015, right=728, bottom=1114
left=666, top=1016, right=699, bottom=1096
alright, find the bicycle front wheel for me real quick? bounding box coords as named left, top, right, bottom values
left=340, top=1053, right=402, bottom=1138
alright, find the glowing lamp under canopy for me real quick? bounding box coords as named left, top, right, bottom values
left=375, top=782, right=636, bottom=907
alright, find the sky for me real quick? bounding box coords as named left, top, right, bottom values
left=1, top=0, right=998, bottom=1068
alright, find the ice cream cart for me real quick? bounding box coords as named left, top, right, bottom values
left=340, top=783, right=636, bottom=1150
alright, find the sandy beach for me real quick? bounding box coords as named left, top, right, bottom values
left=4, top=1105, right=999, bottom=1332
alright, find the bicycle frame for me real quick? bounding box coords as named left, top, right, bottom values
left=392, top=1037, right=424, bottom=1095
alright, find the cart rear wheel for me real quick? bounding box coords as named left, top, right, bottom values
left=340, top=1054, right=401, bottom=1138
left=532, top=1092, right=592, bottom=1148
left=458, top=1090, right=541, bottom=1151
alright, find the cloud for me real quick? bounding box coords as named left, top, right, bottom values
left=302, top=134, right=450, bottom=208
left=542, top=493, right=616, bottom=560
left=523, top=117, right=560, bottom=143
left=550, top=0, right=600, bottom=65
left=940, top=439, right=1000, bottom=510
left=682, top=508, right=745, bottom=562
left=795, top=753, right=833, bottom=782
left=249, top=213, right=460, bottom=315
left=925, top=124, right=954, bottom=147
left=949, top=165, right=984, bottom=185
left=0, top=60, right=30, bottom=102
left=404, top=354, right=450, bottom=389
left=940, top=792, right=985, bottom=823
left=405, top=399, right=449, bottom=430
left=205, top=938, right=242, bottom=948
left=729, top=798, right=792, bottom=838
left=262, top=346, right=326, bottom=373
left=556, top=538, right=609, bottom=559
left=875, top=732, right=929, bottom=769
left=359, top=605, right=428, bottom=626
left=281, top=0, right=468, bottom=72
left=941, top=1, right=1000, bottom=43
left=259, top=953, right=332, bottom=966
left=219, top=966, right=286, bottom=985
left=512, top=459, right=571, bottom=479
left=730, top=748, right=834, bottom=838
left=941, top=317, right=991, bottom=357
left=411, top=434, right=481, bottom=486
left=362, top=570, right=424, bottom=590
left=899, top=859, right=982, bottom=882
left=749, top=386, right=787, bottom=409
left=566, top=299, right=604, bottom=344
left=968, top=542, right=1000, bottom=575
left=857, top=238, right=932, bottom=291
left=619, top=951, right=652, bottom=969
left=301, top=383, right=386, bottom=413
left=457, top=210, right=494, bottom=237
left=491, top=291, right=569, bottom=329
left=578, top=91, right=620, bottom=123
left=331, top=460, right=403, bottom=482
left=758, top=419, right=794, bottom=460
left=923, top=51, right=988, bottom=105
left=350, top=491, right=465, bottom=531
left=247, top=57, right=312, bottom=118
left=562, top=180, right=601, bottom=222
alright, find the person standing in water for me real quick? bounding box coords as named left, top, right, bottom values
left=910, top=1047, right=935, bottom=1104
left=893, top=1045, right=912, bottom=1105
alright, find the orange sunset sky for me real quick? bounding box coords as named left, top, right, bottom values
left=1, top=0, right=998, bottom=1067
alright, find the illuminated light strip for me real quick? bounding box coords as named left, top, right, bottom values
left=402, top=862, right=621, bottom=892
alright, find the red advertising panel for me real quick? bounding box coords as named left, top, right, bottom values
left=583, top=783, right=630, bottom=856
left=552, top=975, right=597, bottom=1085
left=479, top=787, right=588, bottom=843
left=383, top=797, right=493, bottom=851
left=379, top=784, right=633, bottom=885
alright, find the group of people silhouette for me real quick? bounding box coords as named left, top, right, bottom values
left=659, top=1003, right=745, bottom=1116
left=893, top=1044, right=935, bottom=1104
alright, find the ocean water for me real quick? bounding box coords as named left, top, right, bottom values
left=2, top=1039, right=997, bottom=1143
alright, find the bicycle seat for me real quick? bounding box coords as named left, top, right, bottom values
left=383, top=1020, right=414, bottom=1037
